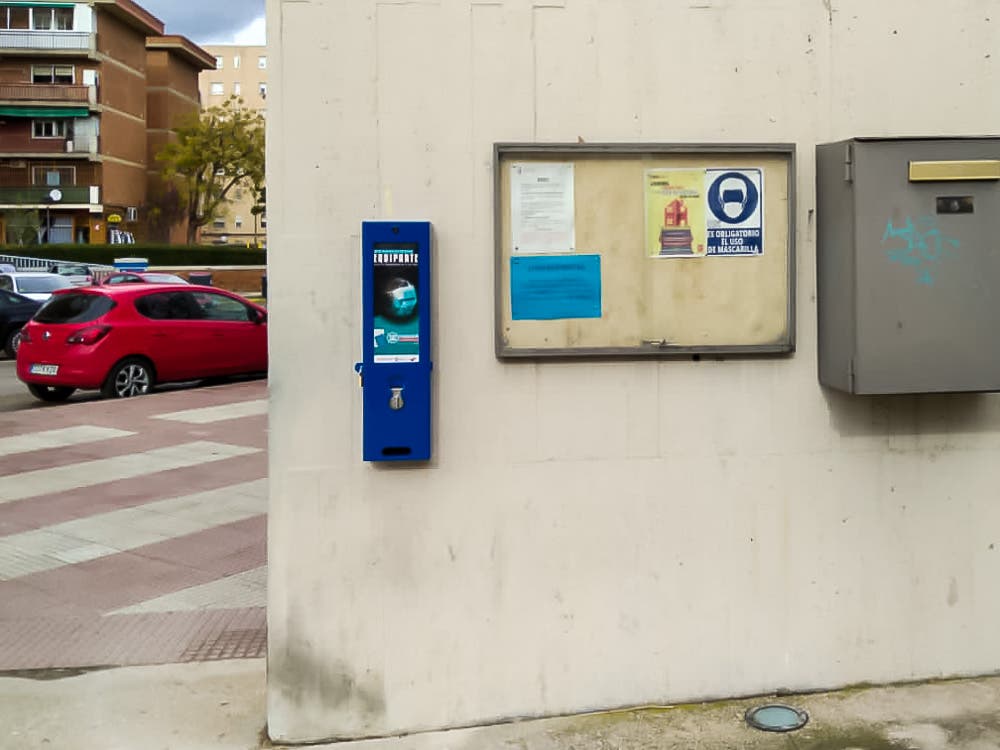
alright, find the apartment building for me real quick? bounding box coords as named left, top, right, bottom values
left=0, top=0, right=214, bottom=245
left=197, top=44, right=266, bottom=246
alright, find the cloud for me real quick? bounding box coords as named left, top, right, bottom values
left=140, top=0, right=265, bottom=43
left=233, top=16, right=266, bottom=45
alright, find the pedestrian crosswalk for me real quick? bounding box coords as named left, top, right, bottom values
left=0, top=441, right=260, bottom=504
left=111, top=565, right=267, bottom=615
left=153, top=399, right=268, bottom=424
left=0, top=380, right=269, bottom=670
left=0, top=479, right=266, bottom=580
left=0, top=425, right=135, bottom=458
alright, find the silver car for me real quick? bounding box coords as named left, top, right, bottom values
left=0, top=272, right=74, bottom=301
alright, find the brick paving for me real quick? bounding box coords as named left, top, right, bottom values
left=0, top=380, right=268, bottom=671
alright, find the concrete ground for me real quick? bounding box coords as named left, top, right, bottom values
left=2, top=661, right=1000, bottom=749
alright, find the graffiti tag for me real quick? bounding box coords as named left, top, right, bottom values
left=881, top=216, right=959, bottom=286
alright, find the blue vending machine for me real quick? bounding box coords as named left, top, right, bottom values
left=359, top=221, right=432, bottom=461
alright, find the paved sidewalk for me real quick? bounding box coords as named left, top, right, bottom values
left=0, top=380, right=268, bottom=671
left=2, top=660, right=1000, bottom=749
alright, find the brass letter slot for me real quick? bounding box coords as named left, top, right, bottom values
left=909, top=159, right=1000, bottom=182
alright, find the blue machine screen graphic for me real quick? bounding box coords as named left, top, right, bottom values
left=705, top=168, right=764, bottom=256
left=373, top=244, right=419, bottom=362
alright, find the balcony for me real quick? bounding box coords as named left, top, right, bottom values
left=0, top=30, right=92, bottom=53
left=0, top=83, right=95, bottom=107
left=0, top=186, right=95, bottom=205
left=66, top=136, right=98, bottom=155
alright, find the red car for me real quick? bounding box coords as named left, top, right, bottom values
left=17, top=284, right=267, bottom=402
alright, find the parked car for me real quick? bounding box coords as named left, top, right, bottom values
left=103, top=271, right=189, bottom=285
left=17, top=284, right=267, bottom=402
left=50, top=263, right=96, bottom=286
left=0, top=272, right=73, bottom=301
left=0, top=290, right=42, bottom=357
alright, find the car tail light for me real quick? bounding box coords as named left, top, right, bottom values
left=19, top=328, right=32, bottom=344
left=66, top=325, right=111, bottom=345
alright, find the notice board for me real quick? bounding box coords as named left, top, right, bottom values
left=494, top=143, right=796, bottom=358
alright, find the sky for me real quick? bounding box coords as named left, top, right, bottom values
left=139, top=0, right=266, bottom=45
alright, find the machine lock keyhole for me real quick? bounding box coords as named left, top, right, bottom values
left=389, top=387, right=405, bottom=410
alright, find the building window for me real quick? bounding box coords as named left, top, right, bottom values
left=31, top=166, right=75, bottom=185
left=213, top=219, right=226, bottom=229
left=258, top=83, right=266, bottom=98
left=32, top=65, right=74, bottom=84
left=53, top=7, right=73, bottom=30
left=234, top=216, right=243, bottom=229
left=258, top=56, right=267, bottom=69
left=26, top=6, right=73, bottom=30
left=32, top=119, right=68, bottom=138
left=215, top=56, right=224, bottom=70
left=233, top=55, right=241, bottom=69
left=0, top=5, right=26, bottom=28
left=233, top=82, right=241, bottom=96
left=210, top=82, right=224, bottom=96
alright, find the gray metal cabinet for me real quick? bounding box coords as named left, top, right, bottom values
left=816, top=137, right=1000, bottom=394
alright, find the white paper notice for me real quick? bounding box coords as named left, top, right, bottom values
left=510, top=162, right=575, bottom=253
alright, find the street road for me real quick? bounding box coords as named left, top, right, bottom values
left=0, top=358, right=103, bottom=410
left=0, top=358, right=227, bottom=412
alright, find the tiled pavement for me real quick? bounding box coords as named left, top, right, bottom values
left=0, top=380, right=268, bottom=671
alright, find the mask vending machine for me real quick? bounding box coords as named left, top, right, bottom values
left=358, top=221, right=432, bottom=461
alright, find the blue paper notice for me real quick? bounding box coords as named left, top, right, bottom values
left=511, top=254, right=602, bottom=320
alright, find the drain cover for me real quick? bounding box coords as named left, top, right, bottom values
left=745, top=704, right=809, bottom=732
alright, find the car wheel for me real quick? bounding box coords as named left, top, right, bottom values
left=27, top=383, right=76, bottom=402
left=102, top=357, right=155, bottom=399
left=3, top=328, right=20, bottom=358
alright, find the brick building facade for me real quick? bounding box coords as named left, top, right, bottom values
left=0, top=0, right=214, bottom=245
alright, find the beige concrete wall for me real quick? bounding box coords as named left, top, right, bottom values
left=266, top=0, right=1000, bottom=743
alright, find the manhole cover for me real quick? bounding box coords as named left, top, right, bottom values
left=745, top=704, right=809, bottom=732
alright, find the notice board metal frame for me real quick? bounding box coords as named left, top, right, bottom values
left=493, top=142, right=797, bottom=359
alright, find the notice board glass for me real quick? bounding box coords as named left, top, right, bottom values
left=494, top=143, right=796, bottom=358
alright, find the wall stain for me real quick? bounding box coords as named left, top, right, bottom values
left=270, top=615, right=387, bottom=725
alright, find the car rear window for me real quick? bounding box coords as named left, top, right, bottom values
left=57, top=265, right=89, bottom=276
left=142, top=273, right=187, bottom=284
left=18, top=276, right=72, bottom=293
left=34, top=292, right=115, bottom=324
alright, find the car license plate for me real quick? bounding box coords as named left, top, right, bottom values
left=29, top=364, right=59, bottom=376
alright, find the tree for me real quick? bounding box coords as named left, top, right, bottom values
left=143, top=182, right=187, bottom=243
left=4, top=206, right=41, bottom=246
left=250, top=186, right=266, bottom=247
left=156, top=96, right=265, bottom=244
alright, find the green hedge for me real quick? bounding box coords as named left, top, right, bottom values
left=0, top=244, right=266, bottom=266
